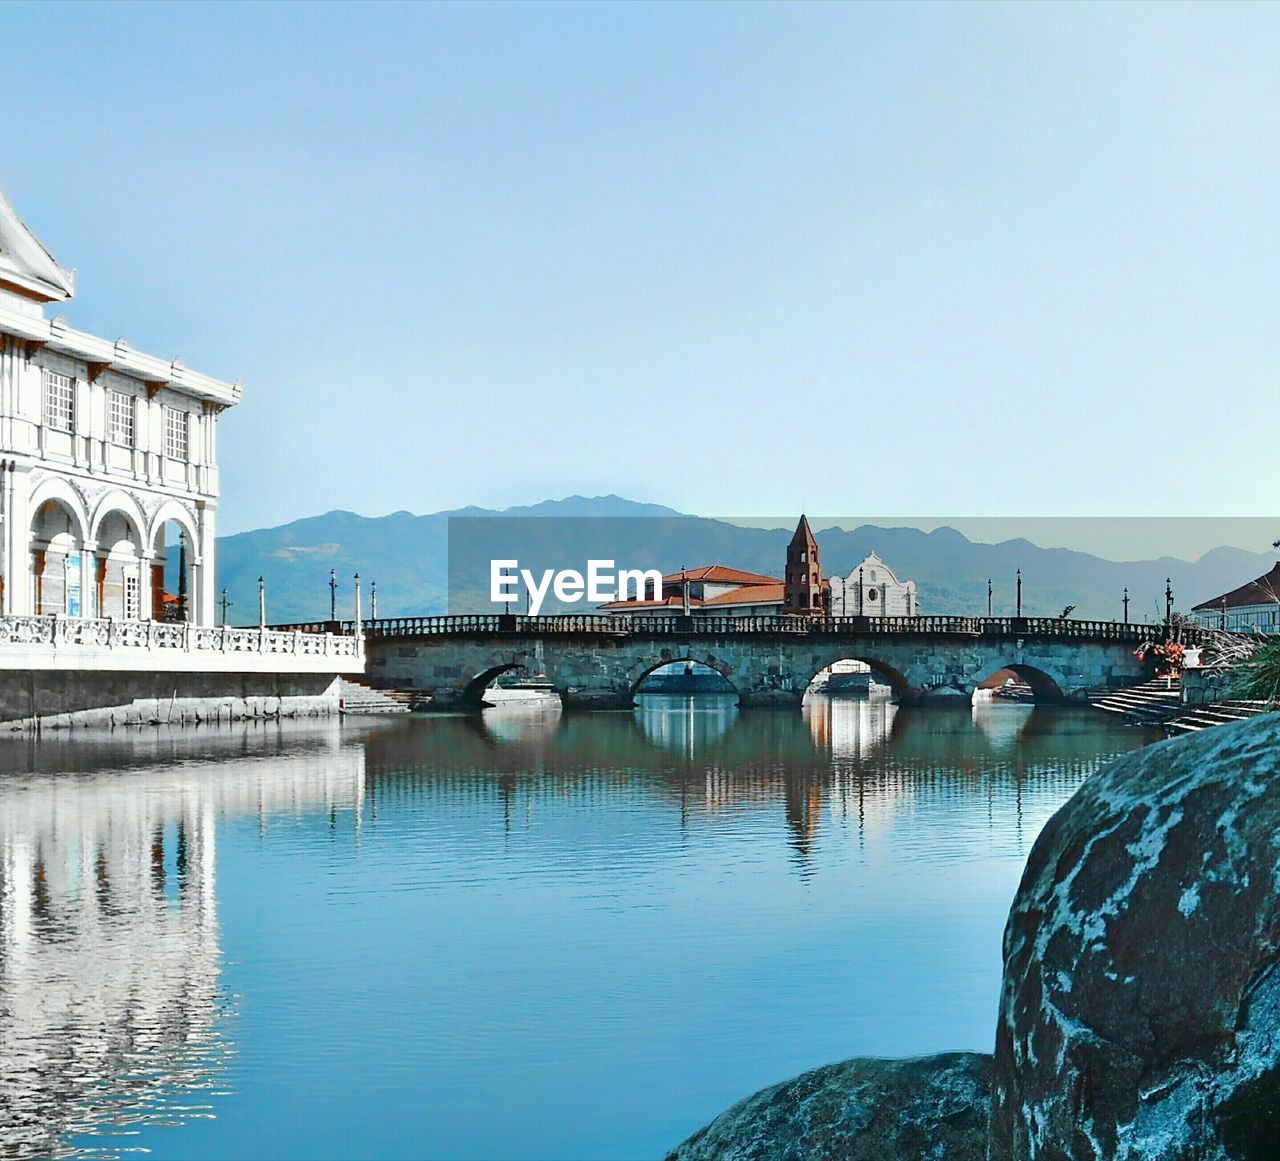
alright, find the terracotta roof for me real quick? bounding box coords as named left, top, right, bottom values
left=702, top=583, right=785, bottom=606
left=598, top=594, right=705, bottom=610
left=1192, top=562, right=1280, bottom=611
left=661, top=564, right=780, bottom=585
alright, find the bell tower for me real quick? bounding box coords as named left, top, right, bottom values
left=783, top=515, right=823, bottom=615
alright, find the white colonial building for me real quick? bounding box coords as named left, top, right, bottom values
left=0, top=189, right=235, bottom=627
left=828, top=552, right=919, bottom=617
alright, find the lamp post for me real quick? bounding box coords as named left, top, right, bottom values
left=1123, top=587, right=1129, bottom=624
left=859, top=566, right=865, bottom=615
left=1165, top=577, right=1173, bottom=632
left=257, top=576, right=265, bottom=629
left=1221, top=596, right=1228, bottom=630
left=329, top=567, right=337, bottom=622
left=177, top=534, right=188, bottom=623
left=680, top=566, right=691, bottom=618
left=370, top=580, right=378, bottom=621
left=987, top=577, right=993, bottom=617
left=354, top=572, right=362, bottom=633
left=220, top=588, right=232, bottom=627
left=1016, top=569, right=1022, bottom=617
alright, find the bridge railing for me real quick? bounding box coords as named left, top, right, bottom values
left=347, top=613, right=1169, bottom=643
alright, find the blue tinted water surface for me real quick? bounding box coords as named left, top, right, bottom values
left=0, top=697, right=1161, bottom=1159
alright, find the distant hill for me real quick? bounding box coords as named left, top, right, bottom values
left=214, top=496, right=1277, bottom=626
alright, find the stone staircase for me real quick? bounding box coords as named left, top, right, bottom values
left=338, top=678, right=417, bottom=715
left=1164, top=700, right=1275, bottom=734
left=1089, top=676, right=1183, bottom=726
left=1089, top=674, right=1275, bottom=733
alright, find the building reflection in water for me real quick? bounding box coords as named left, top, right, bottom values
left=0, top=721, right=364, bottom=1158
left=398, top=690, right=1137, bottom=880
left=633, top=692, right=738, bottom=756
left=970, top=695, right=1037, bottom=750
left=804, top=692, right=899, bottom=762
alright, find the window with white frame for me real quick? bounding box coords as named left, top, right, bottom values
left=124, top=573, right=140, bottom=620
left=164, top=407, right=189, bottom=460
left=108, top=390, right=135, bottom=447
left=43, top=370, right=74, bottom=432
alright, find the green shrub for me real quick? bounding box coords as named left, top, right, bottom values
left=1230, top=638, right=1280, bottom=703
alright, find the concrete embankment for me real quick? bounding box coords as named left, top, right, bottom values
left=0, top=670, right=340, bottom=731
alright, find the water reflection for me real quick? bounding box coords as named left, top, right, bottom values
left=0, top=721, right=365, bottom=1159
left=0, top=705, right=1163, bottom=1161
left=367, top=698, right=1158, bottom=878
left=634, top=692, right=738, bottom=754
left=804, top=693, right=899, bottom=760
left=970, top=698, right=1035, bottom=750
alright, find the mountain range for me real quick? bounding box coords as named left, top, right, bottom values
left=214, top=495, right=1276, bottom=626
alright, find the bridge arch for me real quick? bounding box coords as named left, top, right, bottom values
left=627, top=655, right=740, bottom=704
left=461, top=662, right=564, bottom=709
left=973, top=664, right=1067, bottom=705
left=631, top=658, right=738, bottom=698
left=802, top=655, right=914, bottom=703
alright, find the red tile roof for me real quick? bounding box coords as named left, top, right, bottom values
left=702, top=583, right=785, bottom=606
left=598, top=594, right=705, bottom=610
left=1192, top=562, right=1280, bottom=611
left=661, top=565, right=780, bottom=585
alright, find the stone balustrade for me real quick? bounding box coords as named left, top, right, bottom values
left=0, top=614, right=364, bottom=674
left=346, top=613, right=1175, bottom=644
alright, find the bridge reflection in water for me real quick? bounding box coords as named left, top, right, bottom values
left=0, top=723, right=364, bottom=1159
left=0, top=705, right=1164, bottom=1160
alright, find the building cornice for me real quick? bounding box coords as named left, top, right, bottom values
left=0, top=303, right=242, bottom=407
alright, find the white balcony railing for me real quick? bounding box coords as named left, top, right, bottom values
left=0, top=614, right=363, bottom=667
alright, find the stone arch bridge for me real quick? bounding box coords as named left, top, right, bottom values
left=347, top=614, right=1162, bottom=711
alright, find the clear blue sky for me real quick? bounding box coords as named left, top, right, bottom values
left=3, top=1, right=1278, bottom=537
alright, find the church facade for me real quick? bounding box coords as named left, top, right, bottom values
left=0, top=189, right=237, bottom=627
left=828, top=552, right=919, bottom=617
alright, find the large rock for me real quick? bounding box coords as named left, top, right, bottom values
left=991, top=711, right=1280, bottom=1159
left=667, top=1051, right=992, bottom=1161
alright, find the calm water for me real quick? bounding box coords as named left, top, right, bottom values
left=0, top=696, right=1162, bottom=1160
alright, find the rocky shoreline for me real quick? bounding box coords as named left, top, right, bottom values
left=669, top=712, right=1280, bottom=1160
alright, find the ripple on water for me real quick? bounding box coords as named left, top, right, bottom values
left=0, top=704, right=1162, bottom=1160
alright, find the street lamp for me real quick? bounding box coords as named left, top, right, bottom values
left=1123, top=587, right=1129, bottom=624
left=370, top=579, right=378, bottom=621
left=1165, top=577, right=1174, bottom=631
left=329, top=567, right=337, bottom=622
left=257, top=576, right=266, bottom=629
left=987, top=577, right=992, bottom=617
left=220, top=587, right=233, bottom=627
left=1016, top=569, right=1022, bottom=617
